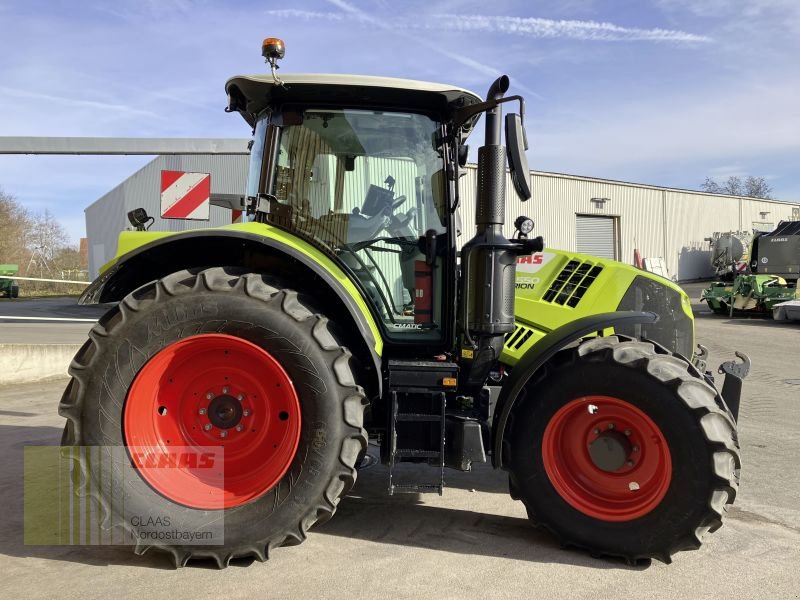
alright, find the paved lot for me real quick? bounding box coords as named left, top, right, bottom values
left=1, top=288, right=799, bottom=600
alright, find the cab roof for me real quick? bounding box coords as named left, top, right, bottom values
left=225, top=73, right=483, bottom=134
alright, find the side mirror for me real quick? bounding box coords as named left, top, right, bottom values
left=505, top=113, right=532, bottom=201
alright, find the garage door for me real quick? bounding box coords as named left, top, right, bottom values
left=576, top=215, right=618, bottom=259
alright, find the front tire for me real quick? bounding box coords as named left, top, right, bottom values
left=507, top=336, right=740, bottom=564
left=59, top=267, right=368, bottom=567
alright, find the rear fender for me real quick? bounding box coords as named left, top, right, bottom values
left=492, top=311, right=659, bottom=468
left=80, top=229, right=383, bottom=398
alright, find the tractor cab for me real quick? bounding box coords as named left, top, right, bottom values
left=226, top=73, right=483, bottom=347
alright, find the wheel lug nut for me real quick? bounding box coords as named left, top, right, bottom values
left=206, top=392, right=214, bottom=400
left=592, top=428, right=600, bottom=435
left=237, top=394, right=244, bottom=401
left=632, top=445, right=640, bottom=452
left=243, top=410, right=251, bottom=417
left=607, top=423, right=615, bottom=430
left=627, top=460, right=634, bottom=466
left=199, top=408, right=206, bottom=415
left=204, top=423, right=212, bottom=431
left=220, top=430, right=228, bottom=438
left=236, top=425, right=243, bottom=432
left=624, top=429, right=631, bottom=436
left=222, top=386, right=230, bottom=394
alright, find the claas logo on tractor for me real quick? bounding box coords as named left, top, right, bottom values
left=518, top=254, right=543, bottom=265
left=59, top=35, right=748, bottom=568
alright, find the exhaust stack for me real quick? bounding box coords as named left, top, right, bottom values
left=460, top=76, right=520, bottom=387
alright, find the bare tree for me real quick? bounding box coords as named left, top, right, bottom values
left=701, top=175, right=773, bottom=199
left=1, top=186, right=84, bottom=293
left=26, top=209, right=69, bottom=277
left=0, top=188, right=32, bottom=265
left=743, top=176, right=773, bottom=199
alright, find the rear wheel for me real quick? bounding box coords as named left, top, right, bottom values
left=508, top=336, right=740, bottom=563
left=59, top=267, right=368, bottom=567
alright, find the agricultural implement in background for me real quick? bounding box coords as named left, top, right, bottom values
left=60, top=38, right=746, bottom=568
left=0, top=264, right=19, bottom=298
left=702, top=221, right=800, bottom=317
left=704, top=231, right=753, bottom=280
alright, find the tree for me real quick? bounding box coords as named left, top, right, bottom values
left=25, top=209, right=70, bottom=277
left=0, top=188, right=32, bottom=265
left=1, top=187, right=84, bottom=292
left=700, top=175, right=773, bottom=199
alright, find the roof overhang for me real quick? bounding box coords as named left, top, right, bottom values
left=225, top=73, right=483, bottom=137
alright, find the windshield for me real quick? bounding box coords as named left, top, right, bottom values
left=248, top=108, right=449, bottom=336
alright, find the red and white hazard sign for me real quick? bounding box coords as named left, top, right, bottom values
left=160, top=170, right=211, bottom=220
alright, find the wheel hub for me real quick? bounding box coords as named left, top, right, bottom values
left=207, top=394, right=243, bottom=430
left=588, top=431, right=632, bottom=472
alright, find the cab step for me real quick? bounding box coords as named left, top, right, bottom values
left=386, top=359, right=457, bottom=496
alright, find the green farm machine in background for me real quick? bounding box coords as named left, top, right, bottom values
left=702, top=221, right=800, bottom=316
left=0, top=264, right=19, bottom=298
left=60, top=38, right=747, bottom=568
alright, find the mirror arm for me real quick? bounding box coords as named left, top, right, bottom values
left=450, top=95, right=527, bottom=134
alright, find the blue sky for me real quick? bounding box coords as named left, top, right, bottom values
left=1, top=0, right=798, bottom=243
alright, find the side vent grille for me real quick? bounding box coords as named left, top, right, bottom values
left=505, top=323, right=534, bottom=351
left=542, top=261, right=603, bottom=308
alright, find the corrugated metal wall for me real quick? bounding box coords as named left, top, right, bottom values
left=663, top=189, right=741, bottom=280
left=458, top=167, right=800, bottom=281
left=85, top=155, right=247, bottom=277
left=85, top=185, right=127, bottom=278
left=87, top=153, right=800, bottom=282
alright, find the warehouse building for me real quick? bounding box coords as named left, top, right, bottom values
left=85, top=155, right=248, bottom=277
left=485, top=169, right=800, bottom=280
left=85, top=153, right=800, bottom=280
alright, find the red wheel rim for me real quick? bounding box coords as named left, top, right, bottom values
left=123, top=334, right=301, bottom=509
left=542, top=395, right=671, bottom=522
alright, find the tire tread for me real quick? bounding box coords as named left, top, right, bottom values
left=510, top=335, right=741, bottom=564
left=59, top=267, right=368, bottom=568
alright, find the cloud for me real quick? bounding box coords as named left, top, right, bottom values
left=267, top=8, right=711, bottom=43
left=427, top=14, right=711, bottom=43
left=657, top=0, right=800, bottom=19
left=269, top=2, right=543, bottom=98
left=0, top=86, right=160, bottom=119
left=323, top=0, right=507, bottom=80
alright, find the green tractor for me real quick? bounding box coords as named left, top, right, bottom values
left=61, top=38, right=745, bottom=567
left=0, top=264, right=20, bottom=298
left=702, top=221, right=800, bottom=316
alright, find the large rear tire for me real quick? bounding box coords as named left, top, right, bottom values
left=507, top=336, right=740, bottom=564
left=59, top=267, right=368, bottom=567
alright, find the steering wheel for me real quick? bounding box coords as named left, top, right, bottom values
left=385, top=206, right=417, bottom=239
left=391, top=195, right=407, bottom=210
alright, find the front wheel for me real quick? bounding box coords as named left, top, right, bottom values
left=507, top=336, right=740, bottom=564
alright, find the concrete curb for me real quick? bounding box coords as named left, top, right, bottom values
left=0, top=344, right=81, bottom=384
